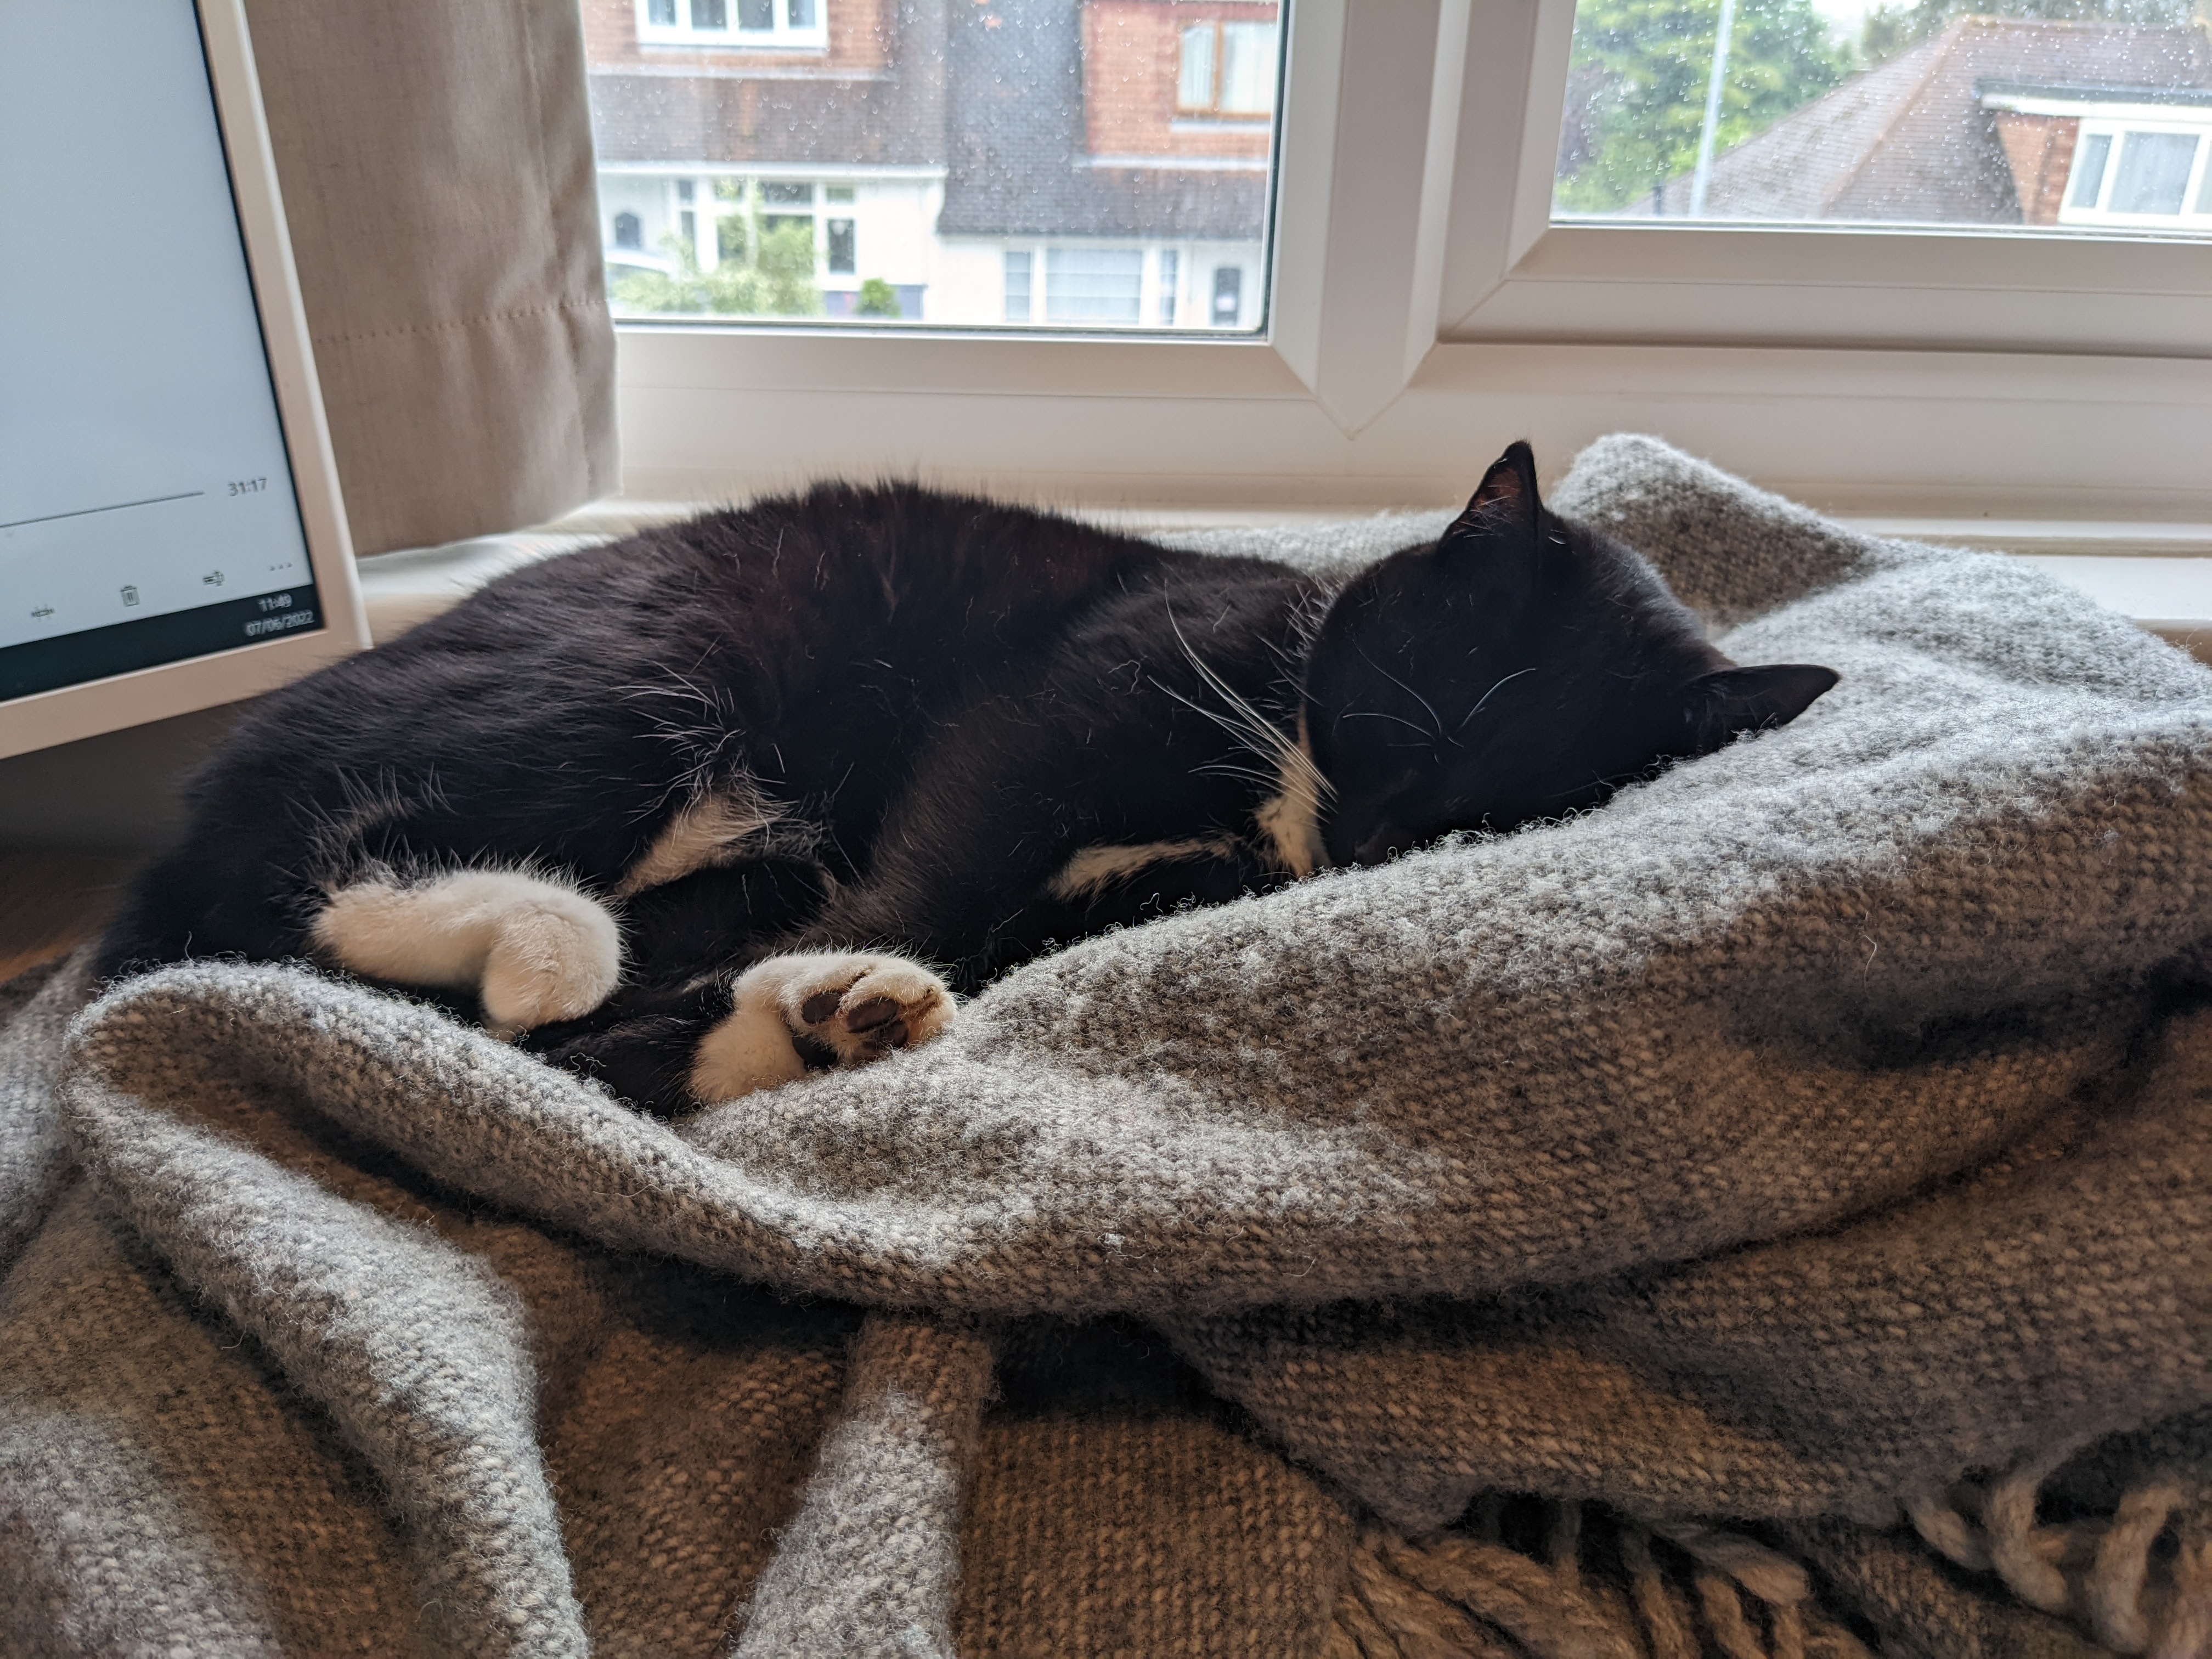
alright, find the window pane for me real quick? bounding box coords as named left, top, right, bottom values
left=1178, top=25, right=1217, bottom=110
left=1211, top=264, right=1242, bottom=325
left=2070, top=132, right=2113, bottom=207
left=1220, top=22, right=1278, bottom=115
left=1046, top=247, right=1142, bottom=322
left=2109, top=130, right=2197, bottom=212
left=591, top=2, right=1280, bottom=328
left=1552, top=1, right=2212, bottom=235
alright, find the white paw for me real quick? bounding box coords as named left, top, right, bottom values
left=689, top=951, right=957, bottom=1104
left=312, top=870, right=622, bottom=1031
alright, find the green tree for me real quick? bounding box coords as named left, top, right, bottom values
left=611, top=215, right=823, bottom=318
left=1859, top=0, right=2198, bottom=64
left=855, top=277, right=902, bottom=318
left=1556, top=0, right=1851, bottom=212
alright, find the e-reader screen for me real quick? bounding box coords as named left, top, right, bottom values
left=0, top=0, right=325, bottom=704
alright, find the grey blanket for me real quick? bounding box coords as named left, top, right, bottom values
left=7, top=435, right=2212, bottom=1657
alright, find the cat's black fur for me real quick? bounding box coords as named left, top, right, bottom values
left=98, top=443, right=1836, bottom=1111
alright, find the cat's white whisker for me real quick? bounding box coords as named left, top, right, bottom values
left=1463, top=665, right=1539, bottom=726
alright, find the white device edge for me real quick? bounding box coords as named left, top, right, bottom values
left=0, top=0, right=369, bottom=763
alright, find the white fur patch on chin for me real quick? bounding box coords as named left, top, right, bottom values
left=311, top=870, right=622, bottom=1032
left=690, top=950, right=957, bottom=1104
left=1256, top=730, right=1328, bottom=878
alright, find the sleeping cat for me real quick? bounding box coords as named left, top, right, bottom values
left=97, top=442, right=1837, bottom=1113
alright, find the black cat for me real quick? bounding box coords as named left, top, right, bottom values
left=98, top=443, right=1836, bottom=1111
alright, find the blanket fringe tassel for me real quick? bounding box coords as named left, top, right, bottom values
left=1904, top=1444, right=2212, bottom=1657
left=1324, top=1504, right=1875, bottom=1659
left=1329, top=1464, right=2212, bottom=1659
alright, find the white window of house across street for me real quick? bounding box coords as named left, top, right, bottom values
left=634, top=0, right=827, bottom=50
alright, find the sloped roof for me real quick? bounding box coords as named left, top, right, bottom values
left=1629, top=18, right=2212, bottom=222
left=588, top=0, right=1267, bottom=241
left=935, top=0, right=1267, bottom=240
left=589, top=0, right=950, bottom=171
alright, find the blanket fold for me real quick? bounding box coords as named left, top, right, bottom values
left=7, top=434, right=2212, bottom=1656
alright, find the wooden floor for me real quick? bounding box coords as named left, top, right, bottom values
left=0, top=850, right=140, bottom=981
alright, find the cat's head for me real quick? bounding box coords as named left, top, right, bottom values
left=1300, top=441, right=1837, bottom=868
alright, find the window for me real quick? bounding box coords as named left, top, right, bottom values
left=1177, top=19, right=1279, bottom=118
left=1178, top=25, right=1216, bottom=112
left=2111, top=132, right=2199, bottom=214
left=1550, top=6, right=2212, bottom=235
left=634, top=0, right=827, bottom=49
left=2072, top=133, right=2113, bottom=208
left=612, top=211, right=642, bottom=251
left=1210, top=264, right=1241, bottom=326
left=1046, top=248, right=1144, bottom=324
left=2061, top=125, right=2212, bottom=224
left=592, top=1, right=1280, bottom=329
left=603, top=4, right=2212, bottom=538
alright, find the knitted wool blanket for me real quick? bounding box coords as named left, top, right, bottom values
left=5, top=435, right=2212, bottom=1658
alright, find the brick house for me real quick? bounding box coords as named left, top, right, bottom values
left=1618, top=18, right=2212, bottom=228
left=584, top=0, right=1278, bottom=326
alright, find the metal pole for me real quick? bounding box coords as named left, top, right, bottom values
left=1689, top=0, right=1737, bottom=217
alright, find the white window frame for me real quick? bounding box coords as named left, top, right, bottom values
left=635, top=0, right=827, bottom=53
left=1442, top=0, right=2212, bottom=358
left=612, top=0, right=2212, bottom=526
left=2056, top=117, right=2212, bottom=228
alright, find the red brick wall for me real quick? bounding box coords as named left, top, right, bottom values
left=582, top=0, right=890, bottom=74
left=1081, top=1, right=1277, bottom=161
left=1993, top=111, right=2080, bottom=225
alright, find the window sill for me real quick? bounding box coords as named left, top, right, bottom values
left=353, top=507, right=2212, bottom=665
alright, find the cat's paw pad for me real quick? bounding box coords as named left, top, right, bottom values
left=689, top=951, right=957, bottom=1104
left=787, top=956, right=957, bottom=1062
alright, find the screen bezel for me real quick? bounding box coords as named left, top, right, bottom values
left=0, top=0, right=369, bottom=762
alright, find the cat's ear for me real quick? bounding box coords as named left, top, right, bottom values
left=1683, top=663, right=1840, bottom=752
left=1442, top=441, right=1543, bottom=546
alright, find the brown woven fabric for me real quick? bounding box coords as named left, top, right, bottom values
left=6, top=437, right=2211, bottom=1655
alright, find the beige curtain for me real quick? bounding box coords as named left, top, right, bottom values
left=244, top=0, right=619, bottom=556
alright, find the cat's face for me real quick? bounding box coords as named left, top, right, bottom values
left=1302, top=442, right=1838, bottom=868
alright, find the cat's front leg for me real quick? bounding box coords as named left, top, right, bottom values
left=689, top=951, right=957, bottom=1103
left=312, top=869, right=622, bottom=1032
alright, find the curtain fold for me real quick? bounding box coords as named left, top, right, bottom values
left=244, top=0, right=619, bottom=556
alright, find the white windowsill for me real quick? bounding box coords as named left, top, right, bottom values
left=354, top=506, right=2212, bottom=664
